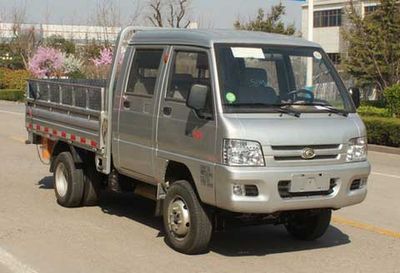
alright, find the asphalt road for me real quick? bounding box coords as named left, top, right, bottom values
left=0, top=101, right=399, bottom=273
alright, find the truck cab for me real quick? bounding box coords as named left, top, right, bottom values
left=26, top=28, right=370, bottom=254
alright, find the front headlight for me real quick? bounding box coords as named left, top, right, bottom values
left=346, top=137, right=368, bottom=162
left=223, top=139, right=265, bottom=166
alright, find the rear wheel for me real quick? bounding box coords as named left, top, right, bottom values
left=53, top=152, right=84, bottom=207
left=285, top=209, right=332, bottom=240
left=163, top=180, right=212, bottom=254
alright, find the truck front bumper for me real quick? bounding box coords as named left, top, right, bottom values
left=215, top=161, right=370, bottom=214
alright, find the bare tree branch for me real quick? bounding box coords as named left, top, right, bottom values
left=147, top=0, right=163, bottom=27
left=146, top=0, right=191, bottom=28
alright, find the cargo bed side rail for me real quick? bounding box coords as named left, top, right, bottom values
left=26, top=79, right=105, bottom=154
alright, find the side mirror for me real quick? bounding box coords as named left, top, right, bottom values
left=349, top=87, right=361, bottom=109
left=186, top=84, right=209, bottom=113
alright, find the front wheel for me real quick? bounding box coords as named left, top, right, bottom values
left=285, top=209, right=331, bottom=240
left=163, top=180, right=212, bottom=254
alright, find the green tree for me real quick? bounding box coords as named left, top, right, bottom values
left=234, top=3, right=296, bottom=35
left=45, top=35, right=76, bottom=55
left=342, top=0, right=400, bottom=94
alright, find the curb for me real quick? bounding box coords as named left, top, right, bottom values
left=368, top=144, right=400, bottom=155
left=0, top=100, right=24, bottom=105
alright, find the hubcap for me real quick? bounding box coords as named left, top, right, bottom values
left=167, top=197, right=190, bottom=240
left=55, top=163, right=68, bottom=198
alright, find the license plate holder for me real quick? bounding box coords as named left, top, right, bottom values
left=290, top=173, right=330, bottom=193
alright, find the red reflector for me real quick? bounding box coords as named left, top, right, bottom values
left=44, top=127, right=49, bottom=133
left=90, top=140, right=97, bottom=147
left=52, top=129, right=58, bottom=135
left=70, top=134, right=76, bottom=141
left=80, top=137, right=86, bottom=144
left=36, top=125, right=41, bottom=130
left=192, top=130, right=204, bottom=140
left=61, top=132, right=67, bottom=138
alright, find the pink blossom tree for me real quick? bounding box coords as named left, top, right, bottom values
left=91, top=47, right=113, bottom=67
left=28, top=47, right=65, bottom=78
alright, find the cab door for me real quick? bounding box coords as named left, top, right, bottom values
left=156, top=47, right=217, bottom=205
left=117, top=47, right=166, bottom=180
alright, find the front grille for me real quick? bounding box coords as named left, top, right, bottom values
left=271, top=144, right=341, bottom=162
left=278, top=178, right=338, bottom=198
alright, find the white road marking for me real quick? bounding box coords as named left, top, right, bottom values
left=0, top=110, right=24, bottom=116
left=371, top=171, right=400, bottom=180
left=0, top=247, right=38, bottom=273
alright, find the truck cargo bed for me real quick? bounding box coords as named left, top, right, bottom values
left=26, top=79, right=106, bottom=153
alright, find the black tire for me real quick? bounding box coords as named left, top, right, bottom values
left=163, top=180, right=212, bottom=254
left=53, top=152, right=84, bottom=207
left=82, top=162, right=103, bottom=206
left=285, top=209, right=332, bottom=240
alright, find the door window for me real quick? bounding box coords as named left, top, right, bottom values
left=126, top=49, right=164, bottom=96
left=166, top=51, right=210, bottom=101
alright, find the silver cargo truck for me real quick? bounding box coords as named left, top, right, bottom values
left=26, top=27, right=370, bottom=254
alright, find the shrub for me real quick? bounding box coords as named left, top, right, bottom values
left=357, top=105, right=391, bottom=118
left=360, top=100, right=386, bottom=108
left=362, top=116, right=400, bottom=147
left=0, top=89, right=25, bottom=101
left=63, top=55, right=83, bottom=74
left=0, top=68, right=29, bottom=90
left=384, top=84, right=400, bottom=117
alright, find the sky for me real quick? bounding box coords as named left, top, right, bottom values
left=1, top=0, right=304, bottom=30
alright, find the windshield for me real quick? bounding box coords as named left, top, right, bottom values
left=215, top=44, right=354, bottom=114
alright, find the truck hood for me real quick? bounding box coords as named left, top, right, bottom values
left=221, top=113, right=366, bottom=146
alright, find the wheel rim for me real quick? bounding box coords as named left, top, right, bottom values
left=55, top=163, right=68, bottom=198
left=167, top=196, right=190, bottom=240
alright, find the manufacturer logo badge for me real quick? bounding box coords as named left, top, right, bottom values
left=302, top=147, right=316, bottom=159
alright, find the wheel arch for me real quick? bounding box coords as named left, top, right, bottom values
left=50, top=141, right=91, bottom=172
left=165, top=160, right=195, bottom=187
left=162, top=160, right=215, bottom=206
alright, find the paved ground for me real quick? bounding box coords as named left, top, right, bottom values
left=0, top=101, right=399, bottom=273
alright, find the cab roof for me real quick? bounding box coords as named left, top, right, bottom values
left=130, top=29, right=321, bottom=48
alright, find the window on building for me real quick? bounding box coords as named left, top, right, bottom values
left=314, top=9, right=342, bottom=27
left=364, top=5, right=378, bottom=15
left=327, top=53, right=341, bottom=65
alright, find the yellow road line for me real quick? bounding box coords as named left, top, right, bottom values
left=371, top=171, right=400, bottom=180
left=9, top=136, right=26, bottom=144
left=332, top=215, right=400, bottom=239
left=0, top=109, right=24, bottom=116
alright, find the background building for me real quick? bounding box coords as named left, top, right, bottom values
left=301, top=0, right=379, bottom=67
left=0, top=22, right=199, bottom=45
left=0, top=22, right=122, bottom=44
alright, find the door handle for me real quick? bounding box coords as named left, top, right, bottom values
left=163, top=106, right=172, bottom=116
left=123, top=99, right=130, bottom=109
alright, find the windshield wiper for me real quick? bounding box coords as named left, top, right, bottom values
left=225, top=103, right=301, bottom=117
left=275, top=105, right=301, bottom=117
left=290, top=102, right=349, bottom=117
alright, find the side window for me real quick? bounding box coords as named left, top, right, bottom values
left=167, top=51, right=210, bottom=101
left=126, top=49, right=164, bottom=96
